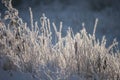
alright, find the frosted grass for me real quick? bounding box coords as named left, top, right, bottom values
left=0, top=0, right=120, bottom=80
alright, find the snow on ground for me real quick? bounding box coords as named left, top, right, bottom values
left=0, top=57, right=38, bottom=80
left=0, top=67, right=38, bottom=80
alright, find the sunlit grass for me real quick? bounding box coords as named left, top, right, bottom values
left=0, top=0, right=120, bottom=80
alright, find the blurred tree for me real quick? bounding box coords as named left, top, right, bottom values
left=42, top=0, right=55, bottom=5
left=89, top=0, right=113, bottom=11
left=59, top=0, right=73, bottom=5
left=12, top=0, right=22, bottom=7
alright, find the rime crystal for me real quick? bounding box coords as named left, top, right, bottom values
left=0, top=0, right=120, bottom=80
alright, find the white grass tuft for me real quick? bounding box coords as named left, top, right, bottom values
left=0, top=0, right=120, bottom=80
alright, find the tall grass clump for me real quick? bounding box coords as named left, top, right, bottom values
left=0, top=0, right=120, bottom=80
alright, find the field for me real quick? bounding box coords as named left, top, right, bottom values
left=0, top=0, right=120, bottom=80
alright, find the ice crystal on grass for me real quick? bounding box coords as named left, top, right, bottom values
left=0, top=0, right=120, bottom=80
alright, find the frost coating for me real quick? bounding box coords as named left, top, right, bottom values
left=0, top=0, right=120, bottom=80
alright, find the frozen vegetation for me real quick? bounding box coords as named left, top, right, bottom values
left=0, top=0, right=120, bottom=80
